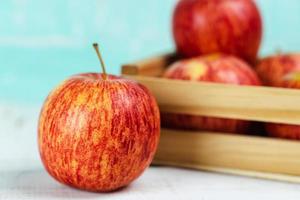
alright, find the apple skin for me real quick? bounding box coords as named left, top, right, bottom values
left=266, top=123, right=300, bottom=140
left=162, top=54, right=261, bottom=133
left=173, top=0, right=262, bottom=64
left=265, top=72, right=300, bottom=139
left=255, top=54, right=300, bottom=86
left=38, top=73, right=160, bottom=192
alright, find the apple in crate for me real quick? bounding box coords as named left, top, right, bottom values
left=173, top=0, right=262, bottom=63
left=162, top=54, right=261, bottom=133
left=256, top=53, right=300, bottom=86
left=38, top=44, right=160, bottom=192
left=266, top=72, right=300, bottom=139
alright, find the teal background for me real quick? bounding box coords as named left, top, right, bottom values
left=1, top=0, right=300, bottom=104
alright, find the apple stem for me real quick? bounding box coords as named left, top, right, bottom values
left=93, top=43, right=107, bottom=80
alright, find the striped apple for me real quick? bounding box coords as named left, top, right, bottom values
left=173, top=0, right=262, bottom=64
left=38, top=44, right=160, bottom=192
left=162, top=54, right=261, bottom=134
left=256, top=53, right=300, bottom=86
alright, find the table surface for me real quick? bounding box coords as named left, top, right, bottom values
left=2, top=167, right=300, bottom=200
left=1, top=102, right=300, bottom=200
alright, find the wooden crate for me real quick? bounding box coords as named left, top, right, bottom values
left=122, top=53, right=300, bottom=183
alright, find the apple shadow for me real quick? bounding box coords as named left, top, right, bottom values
left=0, top=169, right=136, bottom=199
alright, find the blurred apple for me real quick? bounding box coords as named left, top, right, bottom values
left=265, top=71, right=300, bottom=139
left=256, top=53, right=300, bottom=86
left=173, top=0, right=262, bottom=63
left=38, top=44, right=160, bottom=192
left=162, top=54, right=261, bottom=133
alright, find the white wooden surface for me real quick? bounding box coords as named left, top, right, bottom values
left=1, top=102, right=300, bottom=200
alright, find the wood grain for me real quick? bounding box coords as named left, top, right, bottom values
left=121, top=53, right=176, bottom=77
left=153, top=129, right=300, bottom=183
left=152, top=161, right=300, bottom=183
left=125, top=75, right=300, bottom=125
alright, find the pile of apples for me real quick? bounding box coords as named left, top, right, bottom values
left=162, top=0, right=300, bottom=140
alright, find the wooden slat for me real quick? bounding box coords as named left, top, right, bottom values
left=121, top=53, right=176, bottom=76
left=125, top=75, right=300, bottom=125
left=152, top=161, right=300, bottom=184
left=153, top=129, right=300, bottom=182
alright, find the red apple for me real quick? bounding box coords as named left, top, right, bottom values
left=255, top=53, right=300, bottom=86
left=162, top=54, right=261, bottom=133
left=265, top=71, right=300, bottom=139
left=38, top=44, right=160, bottom=192
left=173, top=0, right=262, bottom=64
